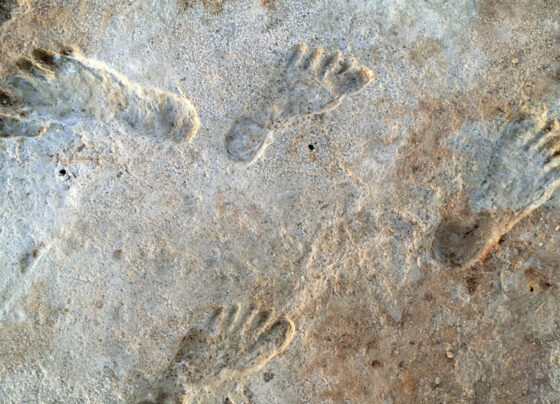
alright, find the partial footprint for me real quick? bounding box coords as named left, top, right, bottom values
left=0, top=47, right=199, bottom=143
left=139, top=303, right=295, bottom=403
left=225, top=43, right=374, bottom=163
left=433, top=111, right=560, bottom=269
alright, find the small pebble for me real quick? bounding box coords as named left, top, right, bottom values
left=511, top=58, right=519, bottom=66
left=435, top=377, right=441, bottom=386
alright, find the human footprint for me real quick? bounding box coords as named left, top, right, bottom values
left=433, top=111, right=560, bottom=269
left=139, top=303, right=295, bottom=403
left=0, top=47, right=199, bottom=143
left=225, top=43, right=374, bottom=163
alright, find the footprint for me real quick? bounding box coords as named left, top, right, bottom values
left=139, top=304, right=295, bottom=403
left=0, top=47, right=199, bottom=143
left=225, top=43, right=374, bottom=163
left=433, top=112, right=560, bottom=269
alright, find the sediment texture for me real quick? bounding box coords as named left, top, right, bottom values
left=2, top=0, right=560, bottom=403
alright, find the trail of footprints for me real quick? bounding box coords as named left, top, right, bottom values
left=0, top=47, right=199, bottom=142
left=225, top=43, right=374, bottom=163
left=139, top=303, right=295, bottom=403
left=9, top=41, right=560, bottom=397
left=0, top=43, right=372, bottom=161
left=433, top=111, right=560, bottom=269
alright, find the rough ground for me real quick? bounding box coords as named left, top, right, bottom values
left=2, top=0, right=560, bottom=402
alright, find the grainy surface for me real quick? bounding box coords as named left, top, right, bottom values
left=1, top=0, right=560, bottom=402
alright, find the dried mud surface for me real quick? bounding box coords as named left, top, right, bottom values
left=2, top=0, right=560, bottom=403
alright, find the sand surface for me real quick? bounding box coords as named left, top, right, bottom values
left=2, top=0, right=560, bottom=402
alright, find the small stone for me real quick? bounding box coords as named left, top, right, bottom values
left=263, top=371, right=274, bottom=382
left=435, top=377, right=441, bottom=386
left=446, top=350, right=454, bottom=359
left=511, top=58, right=519, bottom=66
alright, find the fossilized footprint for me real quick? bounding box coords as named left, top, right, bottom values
left=225, top=43, right=374, bottom=163
left=433, top=111, right=560, bottom=269
left=0, top=47, right=199, bottom=142
left=139, top=303, right=295, bottom=403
